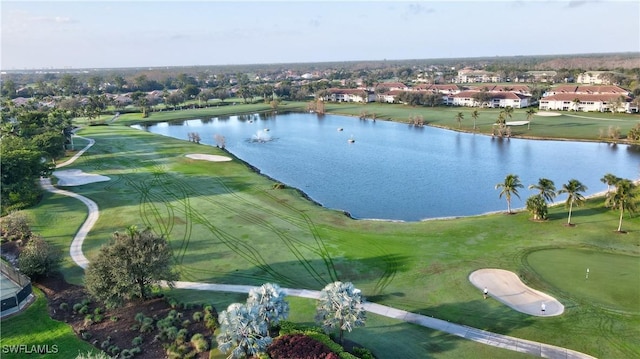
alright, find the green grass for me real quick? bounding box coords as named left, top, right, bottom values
left=18, top=110, right=640, bottom=358
left=525, top=248, right=640, bottom=313
left=0, top=288, right=100, bottom=359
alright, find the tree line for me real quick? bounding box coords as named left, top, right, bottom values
left=495, top=173, right=637, bottom=232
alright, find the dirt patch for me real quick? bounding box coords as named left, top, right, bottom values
left=35, top=273, right=214, bottom=358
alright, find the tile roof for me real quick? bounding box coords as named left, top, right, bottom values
left=541, top=93, right=630, bottom=102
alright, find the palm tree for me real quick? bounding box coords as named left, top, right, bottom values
left=526, top=194, right=548, bottom=220
left=604, top=179, right=637, bottom=232
left=471, top=109, right=479, bottom=130
left=557, top=179, right=588, bottom=225
left=600, top=173, right=621, bottom=193
left=495, top=174, right=524, bottom=213
left=528, top=178, right=556, bottom=203
left=315, top=281, right=366, bottom=344
left=503, top=106, right=514, bottom=121
left=525, top=108, right=537, bottom=130
left=455, top=112, right=464, bottom=128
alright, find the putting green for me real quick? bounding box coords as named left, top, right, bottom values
left=526, top=248, right=640, bottom=313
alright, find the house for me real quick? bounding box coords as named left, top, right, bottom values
left=539, top=85, right=635, bottom=113
left=514, top=71, right=557, bottom=83
left=576, top=71, right=616, bottom=85
left=539, top=93, right=633, bottom=112
left=322, top=88, right=375, bottom=103
left=452, top=91, right=531, bottom=108
left=455, top=68, right=502, bottom=84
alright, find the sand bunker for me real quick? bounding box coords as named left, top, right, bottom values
left=536, top=111, right=561, bottom=117
left=469, top=269, right=564, bottom=316
left=53, top=169, right=111, bottom=187
left=185, top=154, right=232, bottom=162
left=505, top=121, right=530, bottom=126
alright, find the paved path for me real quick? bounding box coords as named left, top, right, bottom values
left=43, top=135, right=597, bottom=359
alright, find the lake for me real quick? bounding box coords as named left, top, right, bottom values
left=132, top=112, right=640, bottom=221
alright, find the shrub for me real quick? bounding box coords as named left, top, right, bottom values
left=190, top=333, right=209, bottom=353
left=176, top=328, right=189, bottom=344
left=81, top=331, right=92, bottom=340
left=120, top=349, right=133, bottom=359
left=139, top=323, right=154, bottom=333
left=353, top=347, right=375, bottom=359
left=108, top=345, right=120, bottom=355
left=130, top=346, right=142, bottom=354
left=84, top=314, right=94, bottom=326
left=94, top=307, right=103, bottom=315
left=134, top=312, right=146, bottom=323
left=182, top=319, right=191, bottom=328
left=59, top=302, right=69, bottom=311
left=110, top=316, right=119, bottom=322
left=79, top=305, right=89, bottom=315
left=132, top=336, right=143, bottom=346
left=203, top=305, right=213, bottom=314
left=94, top=314, right=104, bottom=323
left=81, top=298, right=91, bottom=306
left=129, top=324, right=140, bottom=331
left=74, top=351, right=112, bottom=359
left=73, top=303, right=83, bottom=312
left=100, top=339, right=111, bottom=349
left=17, top=235, right=62, bottom=279
left=192, top=311, right=203, bottom=322
left=0, top=211, right=31, bottom=242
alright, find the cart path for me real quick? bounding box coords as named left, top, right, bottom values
left=42, top=135, right=597, bottom=359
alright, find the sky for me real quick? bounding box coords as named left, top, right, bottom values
left=1, top=0, right=639, bottom=70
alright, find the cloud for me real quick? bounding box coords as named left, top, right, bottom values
left=30, top=16, right=75, bottom=23
left=401, top=3, right=435, bottom=20
left=567, top=0, right=589, bottom=8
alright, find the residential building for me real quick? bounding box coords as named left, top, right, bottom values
left=452, top=91, right=531, bottom=108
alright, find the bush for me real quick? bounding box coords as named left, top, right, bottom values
left=139, top=323, right=154, bottom=333
left=132, top=336, right=143, bottom=346
left=84, top=314, right=94, bottom=326
left=17, top=235, right=62, bottom=278
left=110, top=316, right=119, bottom=322
left=79, top=305, right=89, bottom=315
left=134, top=312, right=146, bottom=323
left=94, top=307, right=103, bottom=315
left=73, top=303, right=83, bottom=313
left=120, top=349, right=133, bottom=359
left=94, top=314, right=104, bottom=323
left=190, top=333, right=209, bottom=353
left=81, top=331, right=92, bottom=340
left=353, top=347, right=375, bottom=359
left=59, top=302, right=69, bottom=311
left=192, top=311, right=203, bottom=322
left=0, top=211, right=31, bottom=242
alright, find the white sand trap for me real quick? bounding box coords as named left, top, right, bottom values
left=536, top=111, right=561, bottom=117
left=53, top=169, right=110, bottom=187
left=505, top=121, right=530, bottom=126
left=185, top=154, right=232, bottom=162
left=469, top=269, right=564, bottom=317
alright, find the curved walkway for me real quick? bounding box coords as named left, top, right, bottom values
left=43, top=135, right=596, bottom=359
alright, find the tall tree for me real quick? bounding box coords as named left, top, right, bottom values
left=604, top=179, right=637, bottom=232
left=528, top=178, right=556, bottom=203
left=557, top=179, right=588, bottom=225
left=525, top=108, right=537, bottom=130
left=495, top=174, right=523, bottom=214
left=315, top=281, right=366, bottom=344
left=216, top=303, right=272, bottom=359
left=84, top=226, right=178, bottom=307
left=455, top=112, right=464, bottom=128
left=471, top=109, right=479, bottom=130
left=600, top=173, right=621, bottom=193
